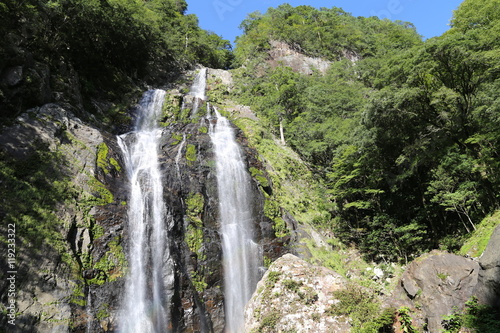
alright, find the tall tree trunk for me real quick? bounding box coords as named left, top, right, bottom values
left=279, top=118, right=285, bottom=145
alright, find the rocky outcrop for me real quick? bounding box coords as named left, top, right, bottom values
left=474, top=225, right=500, bottom=307
left=267, top=40, right=331, bottom=75
left=0, top=103, right=127, bottom=332
left=244, top=253, right=350, bottom=333
left=390, top=230, right=500, bottom=333
left=391, top=250, right=480, bottom=332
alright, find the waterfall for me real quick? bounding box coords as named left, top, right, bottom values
left=175, top=133, right=186, bottom=180
left=209, top=108, right=262, bottom=332
left=189, top=68, right=207, bottom=115
left=86, top=288, right=93, bottom=333
left=117, top=89, right=170, bottom=333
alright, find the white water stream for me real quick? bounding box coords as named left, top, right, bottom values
left=117, top=89, right=169, bottom=333
left=209, top=108, right=262, bottom=332
left=189, top=68, right=207, bottom=116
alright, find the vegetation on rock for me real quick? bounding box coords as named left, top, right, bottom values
left=0, top=0, right=232, bottom=123
left=232, top=0, right=500, bottom=262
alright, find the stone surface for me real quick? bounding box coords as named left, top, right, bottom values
left=268, top=40, right=332, bottom=75
left=474, top=225, right=500, bottom=307
left=2, top=65, right=23, bottom=86
left=391, top=250, right=480, bottom=332
left=244, top=253, right=350, bottom=333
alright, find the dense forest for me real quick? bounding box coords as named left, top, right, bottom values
left=0, top=0, right=232, bottom=121
left=231, top=0, right=500, bottom=262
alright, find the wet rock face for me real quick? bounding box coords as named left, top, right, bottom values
left=244, top=254, right=350, bottom=333
left=159, top=113, right=278, bottom=332
left=391, top=250, right=481, bottom=332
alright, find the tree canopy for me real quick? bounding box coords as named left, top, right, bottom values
left=232, top=0, right=500, bottom=262
left=0, top=0, right=233, bottom=121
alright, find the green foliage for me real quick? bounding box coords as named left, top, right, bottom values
left=234, top=5, right=421, bottom=65
left=232, top=2, right=500, bottom=262
left=442, top=297, right=500, bottom=333
left=0, top=143, right=74, bottom=253
left=185, top=192, right=205, bottom=256
left=185, top=144, right=197, bottom=165
left=0, top=0, right=232, bottom=121
left=397, top=307, right=418, bottom=333
left=328, top=283, right=385, bottom=332
left=257, top=311, right=280, bottom=331
left=460, top=211, right=500, bottom=257
left=185, top=192, right=206, bottom=292
left=90, top=236, right=126, bottom=284
left=189, top=270, right=208, bottom=293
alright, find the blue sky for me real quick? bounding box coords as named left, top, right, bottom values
left=186, top=0, right=464, bottom=45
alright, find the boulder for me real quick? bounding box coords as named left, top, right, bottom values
left=391, top=250, right=480, bottom=332
left=244, top=253, right=350, bottom=333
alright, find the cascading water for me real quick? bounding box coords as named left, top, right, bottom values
left=117, top=89, right=171, bottom=333
left=188, top=68, right=207, bottom=115
left=209, top=108, right=262, bottom=332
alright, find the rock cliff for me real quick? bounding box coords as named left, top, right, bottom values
left=244, top=253, right=350, bottom=333
left=0, top=68, right=286, bottom=332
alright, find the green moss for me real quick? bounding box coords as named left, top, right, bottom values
left=185, top=192, right=205, bottom=259
left=198, top=126, right=208, bottom=134
left=267, top=270, right=282, bottom=284
left=96, top=142, right=110, bottom=174
left=186, top=223, right=204, bottom=259
left=70, top=281, right=86, bottom=307
left=96, top=142, right=122, bottom=174
left=87, top=176, right=114, bottom=205
left=190, top=270, right=208, bottom=293
left=460, top=210, right=500, bottom=257
left=90, top=236, right=127, bottom=284
left=96, top=304, right=110, bottom=321
left=187, top=192, right=204, bottom=217
left=250, top=167, right=270, bottom=187
left=185, top=144, right=197, bottom=165
left=263, top=256, right=273, bottom=268
left=171, top=133, right=184, bottom=145
left=437, top=272, right=449, bottom=281
left=0, top=145, right=77, bottom=267
left=109, top=157, right=121, bottom=172
left=184, top=192, right=208, bottom=291
left=91, top=223, right=105, bottom=241
left=259, top=311, right=280, bottom=331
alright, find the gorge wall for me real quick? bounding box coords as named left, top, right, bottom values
left=0, top=68, right=288, bottom=332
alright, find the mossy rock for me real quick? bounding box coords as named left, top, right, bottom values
left=185, top=144, right=197, bottom=165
